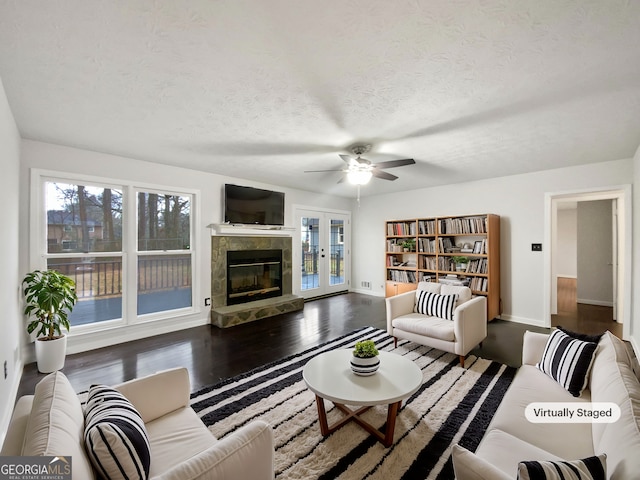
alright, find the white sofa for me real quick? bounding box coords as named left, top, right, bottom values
left=385, top=281, right=487, bottom=366
left=1, top=367, right=274, bottom=480
left=453, top=330, right=640, bottom=479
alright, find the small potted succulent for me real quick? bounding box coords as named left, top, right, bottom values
left=452, top=256, right=469, bottom=272
left=23, top=269, right=78, bottom=373
left=351, top=340, right=380, bottom=376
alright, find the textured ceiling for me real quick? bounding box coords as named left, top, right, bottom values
left=0, top=0, right=639, bottom=197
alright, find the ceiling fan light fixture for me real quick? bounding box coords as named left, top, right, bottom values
left=347, top=169, right=372, bottom=185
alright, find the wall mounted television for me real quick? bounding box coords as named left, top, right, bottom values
left=224, top=184, right=285, bottom=226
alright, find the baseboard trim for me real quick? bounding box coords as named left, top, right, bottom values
left=349, top=288, right=385, bottom=297
left=498, top=314, right=548, bottom=328
left=576, top=298, right=614, bottom=307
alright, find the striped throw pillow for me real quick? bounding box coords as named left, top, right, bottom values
left=415, top=290, right=458, bottom=320
left=537, top=329, right=598, bottom=397
left=518, top=454, right=606, bottom=480
left=84, top=385, right=151, bottom=480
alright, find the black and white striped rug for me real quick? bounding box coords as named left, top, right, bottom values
left=190, top=326, right=516, bottom=480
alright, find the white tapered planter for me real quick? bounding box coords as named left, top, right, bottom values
left=35, top=335, right=67, bottom=373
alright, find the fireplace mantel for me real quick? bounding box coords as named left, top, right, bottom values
left=208, top=223, right=295, bottom=237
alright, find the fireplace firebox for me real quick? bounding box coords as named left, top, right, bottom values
left=227, top=249, right=283, bottom=305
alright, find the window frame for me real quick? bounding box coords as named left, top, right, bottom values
left=30, top=169, right=200, bottom=335
left=134, top=186, right=196, bottom=322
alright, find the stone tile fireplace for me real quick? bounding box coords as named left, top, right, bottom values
left=211, top=234, right=303, bottom=327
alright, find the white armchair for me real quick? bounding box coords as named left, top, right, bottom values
left=385, top=282, right=487, bottom=367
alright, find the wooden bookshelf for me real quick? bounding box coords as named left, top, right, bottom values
left=385, top=214, right=501, bottom=320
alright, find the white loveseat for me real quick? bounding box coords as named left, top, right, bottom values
left=1, top=368, right=275, bottom=480
left=385, top=281, right=487, bottom=366
left=452, top=330, right=640, bottom=479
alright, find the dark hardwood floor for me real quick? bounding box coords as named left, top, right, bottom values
left=551, top=277, right=622, bottom=338
left=18, top=293, right=548, bottom=397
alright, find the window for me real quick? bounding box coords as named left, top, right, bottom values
left=37, top=174, right=196, bottom=331
left=45, top=181, right=123, bottom=326
left=136, top=191, right=192, bottom=315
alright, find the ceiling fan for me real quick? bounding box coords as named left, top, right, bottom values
left=305, top=144, right=416, bottom=185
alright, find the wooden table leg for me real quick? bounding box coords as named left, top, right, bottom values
left=314, top=395, right=330, bottom=436
left=383, top=400, right=401, bottom=447
left=313, top=395, right=402, bottom=448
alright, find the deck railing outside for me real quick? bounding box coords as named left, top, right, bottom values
left=51, top=257, right=191, bottom=299
left=302, top=251, right=343, bottom=276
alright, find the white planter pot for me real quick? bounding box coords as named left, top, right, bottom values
left=350, top=354, right=380, bottom=376
left=35, top=335, right=67, bottom=373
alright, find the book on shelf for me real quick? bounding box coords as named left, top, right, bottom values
left=387, top=221, right=417, bottom=236
left=419, top=256, right=437, bottom=270
left=439, top=216, right=488, bottom=235
left=388, top=269, right=417, bottom=283
left=473, top=239, right=487, bottom=254
left=419, top=273, right=437, bottom=282
left=466, top=258, right=488, bottom=274
left=438, top=237, right=454, bottom=253
left=418, top=219, right=436, bottom=235
left=470, top=277, right=488, bottom=292
left=418, top=238, right=436, bottom=253
left=439, top=276, right=471, bottom=287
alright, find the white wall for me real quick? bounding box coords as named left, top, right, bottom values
left=0, top=78, right=23, bottom=446
left=19, top=140, right=353, bottom=357
left=577, top=200, right=614, bottom=306
left=351, top=158, right=633, bottom=326
left=556, top=208, right=577, bottom=278
left=632, top=145, right=640, bottom=354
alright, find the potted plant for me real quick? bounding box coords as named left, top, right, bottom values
left=452, top=256, right=469, bottom=272
left=23, top=269, right=78, bottom=373
left=401, top=238, right=416, bottom=252
left=351, top=340, right=380, bottom=376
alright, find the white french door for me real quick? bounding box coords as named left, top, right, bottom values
left=294, top=207, right=350, bottom=299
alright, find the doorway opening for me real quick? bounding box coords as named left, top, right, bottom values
left=544, top=185, right=631, bottom=340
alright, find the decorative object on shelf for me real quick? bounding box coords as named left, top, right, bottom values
left=22, top=269, right=78, bottom=373
left=402, top=238, right=416, bottom=252
left=452, top=256, right=469, bottom=272
left=351, top=340, right=380, bottom=376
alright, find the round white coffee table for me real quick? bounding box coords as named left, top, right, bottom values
left=302, top=349, right=422, bottom=447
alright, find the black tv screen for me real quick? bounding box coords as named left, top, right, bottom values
left=224, top=184, right=285, bottom=226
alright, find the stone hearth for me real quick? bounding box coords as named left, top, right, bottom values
left=210, top=235, right=303, bottom=327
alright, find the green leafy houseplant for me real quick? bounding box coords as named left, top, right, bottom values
left=451, top=256, right=469, bottom=264
left=401, top=239, right=416, bottom=251
left=353, top=340, right=379, bottom=358
left=23, top=269, right=78, bottom=340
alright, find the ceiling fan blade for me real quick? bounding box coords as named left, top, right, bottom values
left=373, top=158, right=416, bottom=169
left=339, top=154, right=354, bottom=164
left=304, top=168, right=345, bottom=173
left=371, top=169, right=398, bottom=181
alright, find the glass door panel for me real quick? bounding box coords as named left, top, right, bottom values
left=296, top=209, right=350, bottom=299
left=330, top=218, right=345, bottom=287
left=301, top=216, right=321, bottom=293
